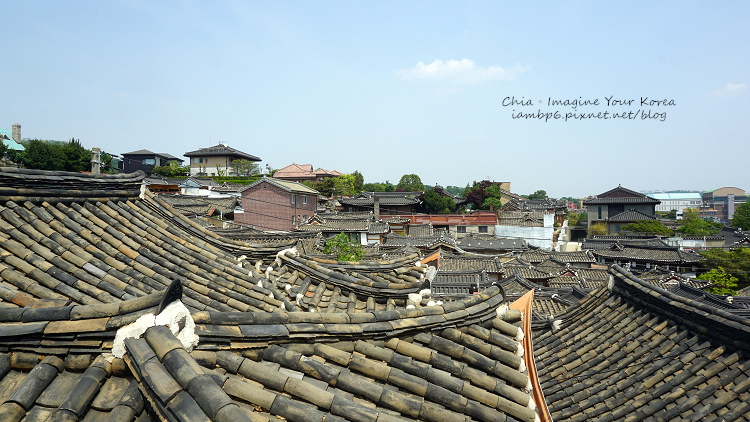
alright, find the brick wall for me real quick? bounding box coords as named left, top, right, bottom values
left=236, top=182, right=316, bottom=231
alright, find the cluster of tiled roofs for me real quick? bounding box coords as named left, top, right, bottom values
left=0, top=168, right=548, bottom=421
left=535, top=265, right=750, bottom=421
left=2, top=168, right=750, bottom=421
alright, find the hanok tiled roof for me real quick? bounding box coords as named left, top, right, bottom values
left=535, top=265, right=750, bottom=421
left=457, top=234, right=529, bottom=252
left=0, top=167, right=145, bottom=203
left=592, top=243, right=702, bottom=264
left=497, top=274, right=588, bottom=325
left=433, top=252, right=504, bottom=273
left=606, top=208, right=658, bottom=222
left=406, top=223, right=434, bottom=237
left=183, top=144, right=260, bottom=161
left=159, top=194, right=239, bottom=216
left=0, top=281, right=541, bottom=421
left=581, top=235, right=670, bottom=250
left=519, top=249, right=596, bottom=264
left=583, top=185, right=661, bottom=205
left=430, top=271, right=490, bottom=295
left=381, top=233, right=458, bottom=251
left=339, top=192, right=422, bottom=207
left=497, top=211, right=545, bottom=227
left=664, top=282, right=750, bottom=317
left=0, top=168, right=549, bottom=421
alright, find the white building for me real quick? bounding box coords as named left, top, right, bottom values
left=649, top=192, right=702, bottom=214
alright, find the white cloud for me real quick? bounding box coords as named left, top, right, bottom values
left=713, top=82, right=746, bottom=95
left=397, top=59, right=526, bottom=84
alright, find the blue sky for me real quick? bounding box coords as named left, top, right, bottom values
left=2, top=1, right=747, bottom=198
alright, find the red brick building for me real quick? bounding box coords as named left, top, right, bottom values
left=236, top=176, right=318, bottom=231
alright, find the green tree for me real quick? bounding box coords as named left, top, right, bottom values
left=422, top=188, right=457, bottom=214
left=464, top=180, right=507, bottom=210
left=731, top=202, right=750, bottom=230
left=396, top=174, right=424, bottom=192
left=19, top=138, right=91, bottom=172
left=362, top=181, right=395, bottom=192
left=567, top=212, right=588, bottom=227
left=444, top=186, right=465, bottom=196
left=527, top=190, right=547, bottom=200
left=323, top=232, right=364, bottom=261
left=699, top=247, right=750, bottom=288
left=621, top=220, right=674, bottom=236
left=231, top=159, right=261, bottom=177
left=351, top=170, right=364, bottom=193
left=697, top=267, right=738, bottom=296
left=0, top=138, right=8, bottom=159
left=152, top=161, right=190, bottom=177
left=678, top=209, right=722, bottom=235
left=588, top=221, right=607, bottom=236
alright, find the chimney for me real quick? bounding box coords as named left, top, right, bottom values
left=374, top=193, right=380, bottom=220
left=11, top=124, right=20, bottom=143
left=91, top=147, right=101, bottom=174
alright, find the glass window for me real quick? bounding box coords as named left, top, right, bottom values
left=303, top=195, right=307, bottom=204
left=457, top=226, right=467, bottom=233
left=142, top=158, right=155, bottom=165
left=291, top=195, right=295, bottom=204
left=478, top=226, right=488, bottom=233
left=193, top=158, right=200, bottom=164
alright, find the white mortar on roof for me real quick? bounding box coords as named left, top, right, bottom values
left=110, top=300, right=198, bottom=359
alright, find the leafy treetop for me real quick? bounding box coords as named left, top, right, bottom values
left=620, top=220, right=674, bottom=236
left=731, top=202, right=750, bottom=230
left=678, top=209, right=722, bottom=235
left=323, top=232, right=364, bottom=262
left=396, top=174, right=424, bottom=192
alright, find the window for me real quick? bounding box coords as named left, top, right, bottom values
left=478, top=226, right=488, bottom=233
left=302, top=195, right=307, bottom=205
left=292, top=215, right=295, bottom=224
left=302, top=215, right=307, bottom=221
left=142, top=158, right=155, bottom=165
left=457, top=226, right=467, bottom=233
left=291, top=195, right=295, bottom=204
left=193, top=158, right=200, bottom=164
left=598, top=206, right=602, bottom=220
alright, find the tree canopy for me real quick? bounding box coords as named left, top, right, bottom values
left=362, top=181, right=395, bottom=192
left=231, top=159, right=261, bottom=177
left=699, top=247, right=750, bottom=289
left=620, top=220, right=674, bottom=236
left=396, top=174, right=424, bottom=192
left=323, top=232, right=364, bottom=262
left=527, top=190, right=547, bottom=200
left=421, top=187, right=458, bottom=214
left=304, top=174, right=359, bottom=197
left=151, top=161, right=190, bottom=177
left=678, top=209, right=722, bottom=235
left=11, top=138, right=91, bottom=172
left=463, top=180, right=507, bottom=211
left=731, top=202, right=750, bottom=230
left=697, top=267, right=738, bottom=296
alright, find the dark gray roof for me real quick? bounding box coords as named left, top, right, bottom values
left=592, top=243, right=702, bottom=264
left=583, top=185, right=660, bottom=205
left=183, top=144, right=261, bottom=161
left=582, top=236, right=670, bottom=250
left=457, top=234, right=529, bottom=252
left=606, top=208, right=658, bottom=222
left=339, top=191, right=422, bottom=206
left=535, top=265, right=750, bottom=421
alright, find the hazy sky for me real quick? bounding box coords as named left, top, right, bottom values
left=2, top=1, right=747, bottom=198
